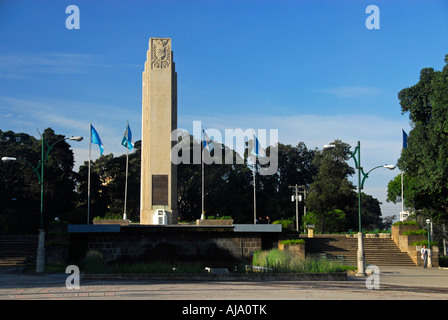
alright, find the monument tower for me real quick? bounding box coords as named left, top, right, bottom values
left=140, top=38, right=178, bottom=224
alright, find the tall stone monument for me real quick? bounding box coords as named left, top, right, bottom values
left=140, top=38, right=178, bottom=225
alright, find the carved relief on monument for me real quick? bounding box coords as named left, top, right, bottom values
left=151, top=38, right=171, bottom=69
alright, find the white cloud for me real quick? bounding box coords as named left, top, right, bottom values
left=0, top=52, right=140, bottom=79
left=0, top=96, right=141, bottom=169
left=180, top=113, right=407, bottom=157
left=0, top=53, right=99, bottom=76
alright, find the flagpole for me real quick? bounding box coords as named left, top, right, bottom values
left=400, top=128, right=409, bottom=222
left=253, top=157, right=257, bottom=224
left=401, top=171, right=404, bottom=212
left=401, top=128, right=405, bottom=217
left=252, top=133, right=257, bottom=224
left=201, top=131, right=205, bottom=220
left=401, top=128, right=404, bottom=212
left=87, top=122, right=91, bottom=224
left=123, top=121, right=129, bottom=220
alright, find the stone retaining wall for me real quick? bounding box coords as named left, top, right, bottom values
left=410, top=245, right=439, bottom=267
left=391, top=224, right=439, bottom=267
left=196, top=219, right=234, bottom=226
left=69, top=225, right=277, bottom=268
left=392, top=224, right=418, bottom=246
left=278, top=243, right=305, bottom=259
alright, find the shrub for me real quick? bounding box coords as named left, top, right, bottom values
left=82, top=250, right=104, bottom=273
left=393, top=221, right=418, bottom=226
left=410, top=240, right=437, bottom=247
left=403, top=230, right=427, bottom=236
left=273, top=219, right=294, bottom=229
left=279, top=239, right=305, bottom=245
left=439, top=256, right=448, bottom=267
left=252, top=249, right=345, bottom=273
left=206, top=216, right=232, bottom=220
left=93, top=213, right=122, bottom=220
left=49, top=219, right=68, bottom=226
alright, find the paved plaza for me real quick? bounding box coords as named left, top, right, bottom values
left=0, top=266, right=447, bottom=300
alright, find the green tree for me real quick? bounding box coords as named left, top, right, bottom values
left=75, top=141, right=141, bottom=223
left=306, top=140, right=356, bottom=233
left=304, top=209, right=348, bottom=233
left=176, top=135, right=253, bottom=223
left=0, top=130, right=40, bottom=233
left=359, top=192, right=382, bottom=231
left=176, top=136, right=201, bottom=221
left=386, top=174, right=432, bottom=222
left=40, top=128, right=78, bottom=222
left=76, top=157, right=109, bottom=222
left=396, top=54, right=448, bottom=223
left=0, top=128, right=77, bottom=233
left=257, top=142, right=316, bottom=223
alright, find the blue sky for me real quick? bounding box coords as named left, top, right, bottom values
left=1, top=0, right=448, bottom=219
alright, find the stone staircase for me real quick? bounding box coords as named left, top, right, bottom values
left=304, top=235, right=416, bottom=266
left=0, top=235, right=38, bottom=267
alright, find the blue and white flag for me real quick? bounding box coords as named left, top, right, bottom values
left=202, top=129, right=214, bottom=152
left=121, top=123, right=134, bottom=150
left=402, top=129, right=408, bottom=149
left=91, top=124, right=104, bottom=155
left=252, top=133, right=266, bottom=158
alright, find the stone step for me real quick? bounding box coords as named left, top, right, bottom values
left=304, top=236, right=416, bottom=267
left=0, top=236, right=38, bottom=267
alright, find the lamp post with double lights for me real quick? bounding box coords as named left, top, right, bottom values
left=2, top=133, right=83, bottom=273
left=323, top=141, right=395, bottom=276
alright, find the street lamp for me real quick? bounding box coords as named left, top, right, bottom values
left=426, top=219, right=432, bottom=267
left=426, top=219, right=431, bottom=250
left=69, top=136, right=83, bottom=142
left=289, top=184, right=306, bottom=232
left=2, top=133, right=83, bottom=273
left=323, top=141, right=395, bottom=276
left=1, top=157, right=17, bottom=162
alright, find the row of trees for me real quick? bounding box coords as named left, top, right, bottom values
left=2, top=56, right=447, bottom=240
left=1, top=127, right=386, bottom=234
left=386, top=54, right=448, bottom=244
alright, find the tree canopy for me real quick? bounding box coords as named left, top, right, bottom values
left=390, top=54, right=448, bottom=224
left=305, top=140, right=355, bottom=233
left=0, top=128, right=77, bottom=233
left=0, top=128, right=385, bottom=234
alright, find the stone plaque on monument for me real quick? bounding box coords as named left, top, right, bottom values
left=152, top=174, right=169, bottom=206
